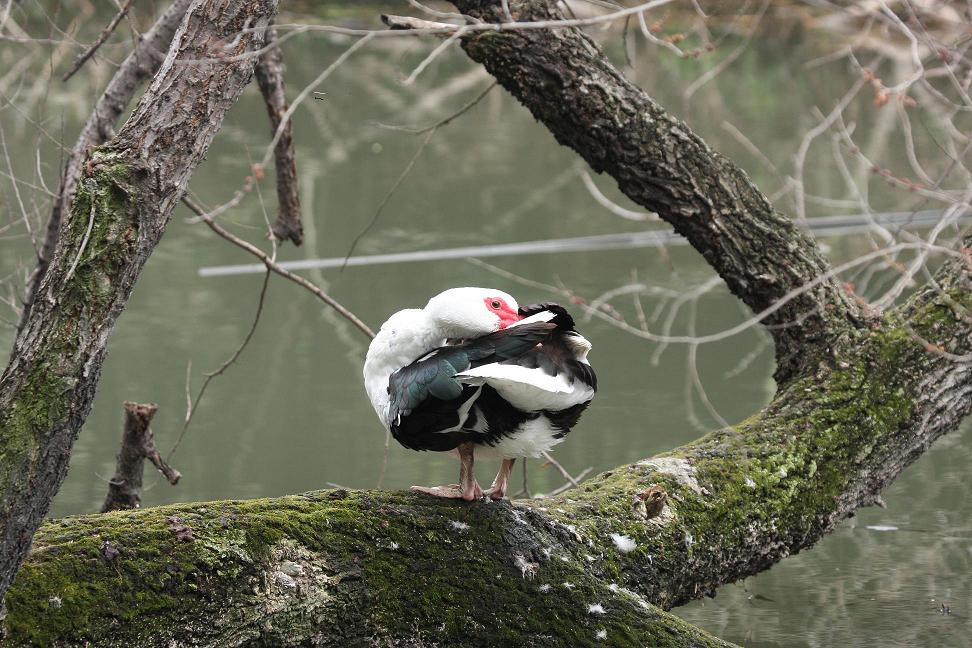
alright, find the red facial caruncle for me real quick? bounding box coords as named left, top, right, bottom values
left=484, top=296, right=521, bottom=329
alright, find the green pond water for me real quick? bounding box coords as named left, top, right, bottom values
left=0, top=4, right=969, bottom=646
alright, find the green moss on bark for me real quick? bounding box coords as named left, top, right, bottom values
left=0, top=156, right=139, bottom=524
left=3, top=491, right=731, bottom=647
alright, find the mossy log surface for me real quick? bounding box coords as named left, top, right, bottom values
left=3, top=491, right=732, bottom=648
left=0, top=0, right=279, bottom=600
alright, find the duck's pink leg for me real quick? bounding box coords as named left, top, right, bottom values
left=411, top=442, right=484, bottom=501
left=484, top=458, right=515, bottom=500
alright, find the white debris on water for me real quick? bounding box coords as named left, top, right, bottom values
left=610, top=533, right=637, bottom=553
left=865, top=525, right=899, bottom=531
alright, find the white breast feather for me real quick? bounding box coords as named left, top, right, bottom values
left=475, top=418, right=566, bottom=459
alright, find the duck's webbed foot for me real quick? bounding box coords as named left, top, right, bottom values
left=411, top=442, right=484, bottom=501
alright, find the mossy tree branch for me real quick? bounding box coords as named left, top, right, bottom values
left=0, top=0, right=280, bottom=600
left=2, top=492, right=734, bottom=647
left=19, top=0, right=194, bottom=330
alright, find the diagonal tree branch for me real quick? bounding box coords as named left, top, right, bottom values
left=19, top=0, right=194, bottom=332
left=61, top=0, right=135, bottom=83
left=0, top=0, right=280, bottom=600
left=448, top=0, right=866, bottom=382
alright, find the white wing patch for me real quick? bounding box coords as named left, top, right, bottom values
left=456, top=363, right=593, bottom=412
left=507, top=311, right=557, bottom=327
left=432, top=387, right=483, bottom=434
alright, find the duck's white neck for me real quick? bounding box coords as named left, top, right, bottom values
left=362, top=308, right=449, bottom=426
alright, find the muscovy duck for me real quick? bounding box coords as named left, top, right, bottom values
left=363, top=287, right=596, bottom=500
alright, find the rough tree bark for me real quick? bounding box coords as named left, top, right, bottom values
left=19, top=0, right=194, bottom=330
left=101, top=402, right=181, bottom=513
left=254, top=25, right=305, bottom=246
left=451, top=0, right=871, bottom=384
left=1, top=1, right=970, bottom=646
left=0, top=0, right=279, bottom=601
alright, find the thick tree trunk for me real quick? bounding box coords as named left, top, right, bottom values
left=450, top=0, right=866, bottom=382
left=0, top=0, right=279, bottom=601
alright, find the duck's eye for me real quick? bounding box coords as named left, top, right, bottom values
left=490, top=300, right=501, bottom=309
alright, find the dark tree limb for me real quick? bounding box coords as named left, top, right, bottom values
left=254, top=25, right=304, bottom=246
left=102, top=402, right=180, bottom=513
left=19, top=0, right=193, bottom=331
left=0, top=0, right=280, bottom=601
left=449, top=0, right=866, bottom=382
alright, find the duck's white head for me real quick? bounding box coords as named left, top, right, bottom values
left=425, top=287, right=521, bottom=338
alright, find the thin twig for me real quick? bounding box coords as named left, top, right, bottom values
left=182, top=196, right=375, bottom=339
left=62, top=0, right=134, bottom=82
left=341, top=128, right=436, bottom=269
left=541, top=451, right=581, bottom=487
left=376, top=81, right=497, bottom=134
left=541, top=468, right=593, bottom=497
left=62, top=196, right=95, bottom=286
left=166, top=269, right=272, bottom=461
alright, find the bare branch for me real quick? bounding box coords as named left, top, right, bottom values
left=254, top=25, right=303, bottom=246
left=182, top=196, right=375, bottom=339
left=61, top=0, right=134, bottom=82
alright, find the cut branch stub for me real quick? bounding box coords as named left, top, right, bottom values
left=255, top=25, right=304, bottom=246
left=448, top=0, right=864, bottom=380
left=102, top=402, right=180, bottom=513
